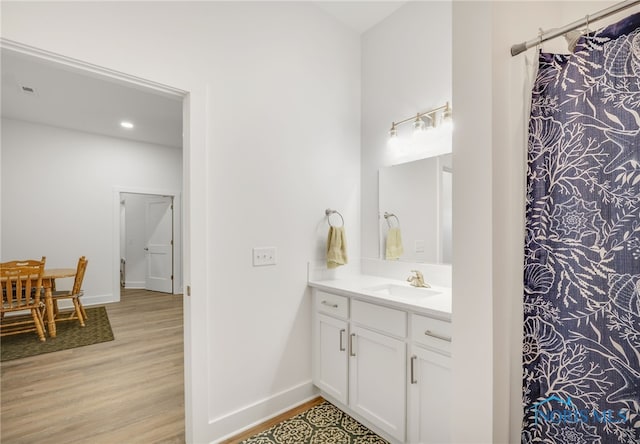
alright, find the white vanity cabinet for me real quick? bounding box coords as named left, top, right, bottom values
left=312, top=286, right=451, bottom=444
left=408, top=314, right=452, bottom=444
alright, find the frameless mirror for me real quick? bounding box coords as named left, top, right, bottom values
left=378, top=153, right=452, bottom=264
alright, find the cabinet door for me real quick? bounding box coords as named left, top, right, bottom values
left=313, top=313, right=349, bottom=405
left=408, top=346, right=452, bottom=444
left=349, top=325, right=406, bottom=442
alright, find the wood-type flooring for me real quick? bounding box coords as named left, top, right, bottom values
left=1, top=288, right=185, bottom=444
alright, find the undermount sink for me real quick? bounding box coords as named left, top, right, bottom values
left=365, top=283, right=441, bottom=298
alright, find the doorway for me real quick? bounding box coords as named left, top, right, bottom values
left=1, top=40, right=190, bottom=441
left=120, top=192, right=180, bottom=294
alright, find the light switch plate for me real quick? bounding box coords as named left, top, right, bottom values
left=253, top=247, right=277, bottom=266
left=415, top=240, right=425, bottom=253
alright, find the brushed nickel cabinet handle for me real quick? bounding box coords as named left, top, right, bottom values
left=321, top=300, right=338, bottom=308
left=339, top=329, right=346, bottom=351
left=410, top=355, right=417, bottom=384
left=350, top=333, right=356, bottom=356
left=424, top=329, right=452, bottom=342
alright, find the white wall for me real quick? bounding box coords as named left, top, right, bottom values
left=1, top=118, right=182, bottom=303
left=451, top=2, right=634, bottom=442
left=450, top=4, right=495, bottom=441
left=1, top=3, right=361, bottom=442
left=361, top=1, right=452, bottom=262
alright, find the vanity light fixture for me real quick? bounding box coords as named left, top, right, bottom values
left=441, top=102, right=453, bottom=130
left=443, top=102, right=452, bottom=121
left=389, top=101, right=452, bottom=138
left=412, top=113, right=426, bottom=132
left=120, top=121, right=134, bottom=129
left=389, top=122, right=398, bottom=138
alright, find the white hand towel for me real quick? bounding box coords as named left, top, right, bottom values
left=327, top=226, right=348, bottom=269
left=386, top=227, right=404, bottom=260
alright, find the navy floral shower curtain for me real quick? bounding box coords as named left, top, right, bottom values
left=522, top=13, right=640, bottom=444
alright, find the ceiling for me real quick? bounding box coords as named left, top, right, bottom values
left=1, top=2, right=403, bottom=147
left=1, top=50, right=183, bottom=148
left=314, top=1, right=406, bottom=33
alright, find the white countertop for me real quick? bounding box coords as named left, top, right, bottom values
left=308, top=274, right=452, bottom=321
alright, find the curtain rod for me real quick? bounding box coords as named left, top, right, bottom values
left=510, top=0, right=640, bottom=56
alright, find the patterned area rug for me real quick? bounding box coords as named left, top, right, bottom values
left=1, top=306, right=114, bottom=361
left=241, top=400, right=389, bottom=444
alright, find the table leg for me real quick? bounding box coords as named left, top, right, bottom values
left=44, top=281, right=57, bottom=338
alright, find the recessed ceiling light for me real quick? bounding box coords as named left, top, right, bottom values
left=120, top=121, right=134, bottom=129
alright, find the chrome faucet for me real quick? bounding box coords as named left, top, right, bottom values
left=407, top=270, right=430, bottom=288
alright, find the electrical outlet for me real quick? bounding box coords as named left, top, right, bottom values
left=415, top=240, right=425, bottom=253
left=253, top=247, right=277, bottom=266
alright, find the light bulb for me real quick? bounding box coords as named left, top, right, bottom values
left=413, top=115, right=426, bottom=132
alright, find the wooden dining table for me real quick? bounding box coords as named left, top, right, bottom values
left=42, top=268, right=76, bottom=338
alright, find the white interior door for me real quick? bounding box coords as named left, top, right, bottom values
left=145, top=196, right=174, bottom=293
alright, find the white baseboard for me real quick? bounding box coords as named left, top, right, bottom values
left=84, top=293, right=117, bottom=306
left=124, top=281, right=145, bottom=289
left=55, top=293, right=117, bottom=309
left=211, top=381, right=319, bottom=443
left=7, top=293, right=116, bottom=315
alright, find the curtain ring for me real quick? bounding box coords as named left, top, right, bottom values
left=585, top=14, right=590, bottom=34
left=536, top=28, right=544, bottom=52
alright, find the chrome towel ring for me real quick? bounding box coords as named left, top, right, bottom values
left=384, top=212, right=400, bottom=228
left=325, top=209, right=344, bottom=227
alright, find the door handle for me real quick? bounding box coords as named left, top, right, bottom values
left=349, top=333, right=356, bottom=356
left=339, top=329, right=346, bottom=351
left=410, top=355, right=417, bottom=384
left=144, top=247, right=149, bottom=251
left=424, top=329, right=451, bottom=342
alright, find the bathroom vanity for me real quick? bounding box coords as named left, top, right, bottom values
left=308, top=273, right=452, bottom=444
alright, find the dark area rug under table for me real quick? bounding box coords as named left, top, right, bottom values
left=1, top=306, right=114, bottom=361
left=241, top=400, right=389, bottom=444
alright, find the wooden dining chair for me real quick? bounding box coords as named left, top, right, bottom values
left=0, top=257, right=47, bottom=341
left=51, top=256, right=88, bottom=327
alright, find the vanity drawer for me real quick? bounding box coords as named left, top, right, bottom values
left=351, top=299, right=406, bottom=338
left=314, top=291, right=349, bottom=319
left=411, top=314, right=452, bottom=351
